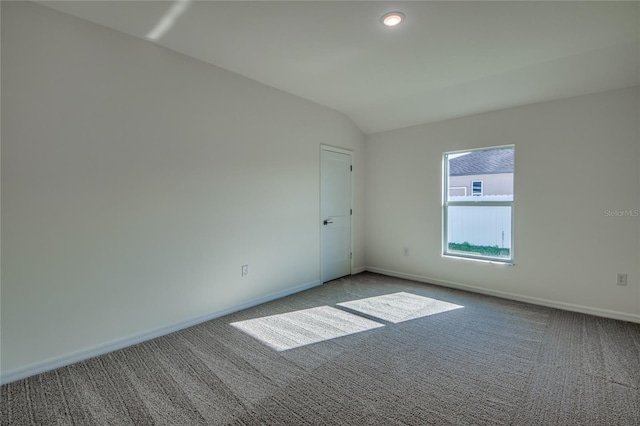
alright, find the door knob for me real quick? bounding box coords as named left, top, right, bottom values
left=323, top=219, right=334, bottom=225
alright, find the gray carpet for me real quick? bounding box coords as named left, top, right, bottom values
left=2, top=272, right=639, bottom=425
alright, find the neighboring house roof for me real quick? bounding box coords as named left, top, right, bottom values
left=449, top=148, right=514, bottom=176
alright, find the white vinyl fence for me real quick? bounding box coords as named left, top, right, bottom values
left=447, top=195, right=512, bottom=248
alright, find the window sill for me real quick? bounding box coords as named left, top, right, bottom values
left=442, top=254, right=514, bottom=266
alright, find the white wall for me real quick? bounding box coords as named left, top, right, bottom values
left=2, top=1, right=638, bottom=383
left=365, top=87, right=640, bottom=321
left=1, top=2, right=365, bottom=376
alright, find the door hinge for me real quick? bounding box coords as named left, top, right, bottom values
left=350, top=209, right=352, bottom=215
left=350, top=165, right=353, bottom=171
left=350, top=252, right=353, bottom=259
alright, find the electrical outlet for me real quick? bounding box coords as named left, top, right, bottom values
left=242, top=265, right=249, bottom=277
left=403, top=247, right=409, bottom=256
left=616, top=273, right=627, bottom=286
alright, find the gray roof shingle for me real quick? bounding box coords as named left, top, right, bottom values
left=449, top=147, right=514, bottom=176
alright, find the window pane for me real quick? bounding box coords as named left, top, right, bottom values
left=447, top=206, right=511, bottom=259
left=472, top=181, right=483, bottom=196
left=447, top=147, right=514, bottom=202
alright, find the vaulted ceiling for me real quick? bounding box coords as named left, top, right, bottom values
left=36, top=1, right=640, bottom=134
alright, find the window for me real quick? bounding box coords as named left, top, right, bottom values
left=471, top=180, right=483, bottom=196
left=443, top=146, right=514, bottom=263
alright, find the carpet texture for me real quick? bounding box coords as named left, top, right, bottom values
left=2, top=272, right=639, bottom=425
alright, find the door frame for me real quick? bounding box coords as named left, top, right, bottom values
left=320, top=144, right=354, bottom=283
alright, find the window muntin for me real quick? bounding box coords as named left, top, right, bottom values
left=443, top=146, right=514, bottom=263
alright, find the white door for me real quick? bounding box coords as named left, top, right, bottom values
left=321, top=148, right=352, bottom=283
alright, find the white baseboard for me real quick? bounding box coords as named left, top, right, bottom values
left=365, top=266, right=640, bottom=324
left=352, top=266, right=366, bottom=274
left=0, top=280, right=322, bottom=385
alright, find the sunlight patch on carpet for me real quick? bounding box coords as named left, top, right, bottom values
left=230, top=306, right=384, bottom=351
left=338, top=292, right=464, bottom=323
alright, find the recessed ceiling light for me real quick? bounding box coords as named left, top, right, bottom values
left=381, top=12, right=405, bottom=27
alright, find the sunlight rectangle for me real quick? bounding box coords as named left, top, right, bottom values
left=230, top=306, right=384, bottom=351
left=338, top=292, right=463, bottom=323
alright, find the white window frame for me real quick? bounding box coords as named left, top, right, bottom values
left=449, top=186, right=467, bottom=196
left=442, top=145, right=514, bottom=264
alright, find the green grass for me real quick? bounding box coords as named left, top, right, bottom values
left=448, top=242, right=510, bottom=258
